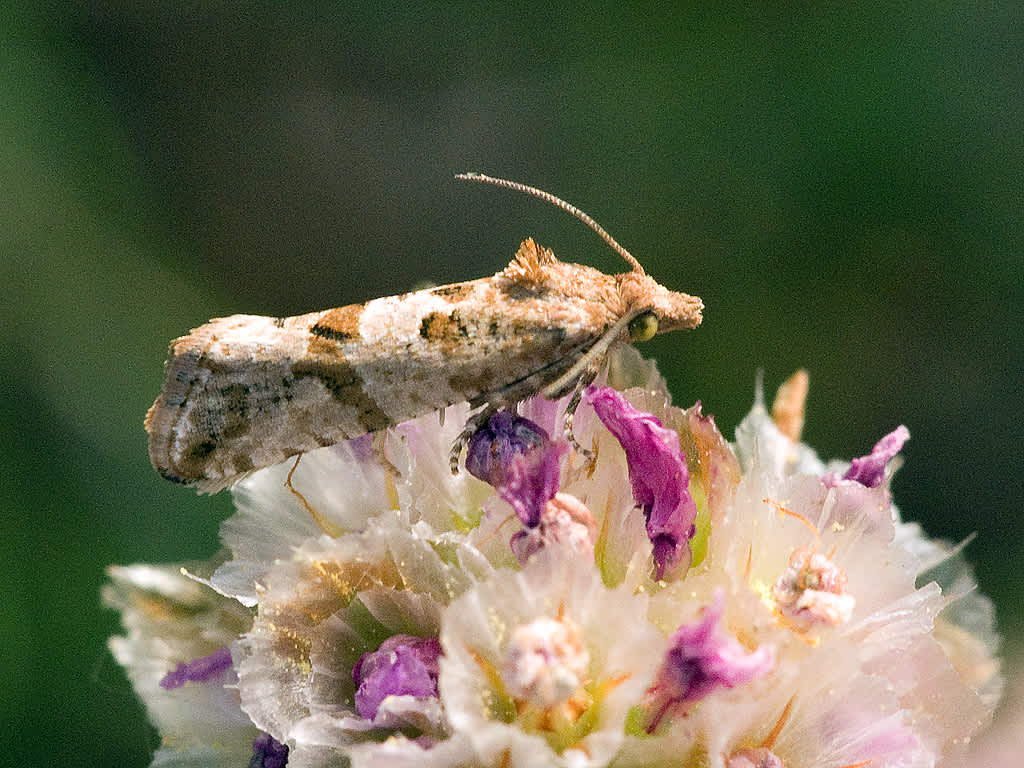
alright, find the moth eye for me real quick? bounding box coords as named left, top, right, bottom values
left=628, top=312, right=658, bottom=342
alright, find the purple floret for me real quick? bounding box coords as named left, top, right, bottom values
left=250, top=732, right=289, bottom=768
left=585, top=386, right=697, bottom=579
left=465, top=410, right=565, bottom=528
left=352, top=635, right=443, bottom=721
left=465, top=411, right=550, bottom=489
left=825, top=425, right=910, bottom=488
left=159, top=645, right=233, bottom=690
left=647, top=590, right=774, bottom=731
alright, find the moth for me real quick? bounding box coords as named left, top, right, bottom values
left=146, top=173, right=703, bottom=492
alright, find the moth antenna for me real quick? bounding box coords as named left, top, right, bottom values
left=457, top=172, right=646, bottom=274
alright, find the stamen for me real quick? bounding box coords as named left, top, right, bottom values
left=763, top=497, right=820, bottom=547
left=773, top=549, right=855, bottom=630
left=500, top=616, right=590, bottom=710
left=760, top=696, right=794, bottom=749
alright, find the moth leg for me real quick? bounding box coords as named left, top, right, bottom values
left=285, top=454, right=343, bottom=537
left=561, top=384, right=589, bottom=458
left=372, top=430, right=401, bottom=477
left=559, top=363, right=603, bottom=461
left=449, top=402, right=499, bottom=474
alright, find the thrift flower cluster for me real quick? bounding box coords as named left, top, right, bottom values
left=106, top=348, right=1001, bottom=768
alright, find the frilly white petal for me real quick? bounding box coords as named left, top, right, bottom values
left=235, top=517, right=473, bottom=750
left=224, top=437, right=395, bottom=562
left=103, top=564, right=256, bottom=764
left=341, top=731, right=478, bottom=768
left=388, top=402, right=495, bottom=529
left=734, top=382, right=826, bottom=479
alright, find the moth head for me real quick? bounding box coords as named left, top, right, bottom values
left=456, top=172, right=704, bottom=338
left=620, top=271, right=704, bottom=339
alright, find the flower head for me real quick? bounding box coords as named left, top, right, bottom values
left=107, top=350, right=1001, bottom=768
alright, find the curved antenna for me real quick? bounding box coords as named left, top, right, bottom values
left=456, top=172, right=645, bottom=274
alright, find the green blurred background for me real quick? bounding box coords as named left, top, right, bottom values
left=2, top=3, right=1021, bottom=765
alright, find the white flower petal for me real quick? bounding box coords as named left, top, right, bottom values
left=103, top=564, right=256, bottom=764
left=440, top=548, right=663, bottom=768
